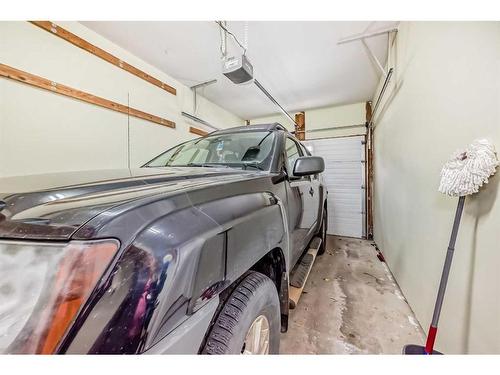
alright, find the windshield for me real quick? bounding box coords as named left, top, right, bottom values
left=144, top=131, right=276, bottom=170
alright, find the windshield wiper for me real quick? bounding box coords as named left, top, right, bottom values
left=186, top=163, right=229, bottom=168
left=155, top=162, right=264, bottom=170
left=240, top=163, right=265, bottom=171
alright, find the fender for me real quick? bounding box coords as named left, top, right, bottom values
left=318, top=183, right=328, bottom=222
left=60, top=191, right=288, bottom=354
left=196, top=191, right=289, bottom=283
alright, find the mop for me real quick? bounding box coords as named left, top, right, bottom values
left=404, top=139, right=499, bottom=355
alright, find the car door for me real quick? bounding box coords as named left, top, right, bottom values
left=284, top=137, right=317, bottom=266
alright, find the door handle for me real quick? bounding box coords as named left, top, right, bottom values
left=309, top=187, right=314, bottom=196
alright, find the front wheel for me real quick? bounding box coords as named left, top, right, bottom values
left=202, top=271, right=280, bottom=354
left=317, top=206, right=328, bottom=255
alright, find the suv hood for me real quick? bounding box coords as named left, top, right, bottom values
left=0, top=167, right=260, bottom=240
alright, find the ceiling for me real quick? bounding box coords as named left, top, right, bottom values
left=82, top=21, right=398, bottom=120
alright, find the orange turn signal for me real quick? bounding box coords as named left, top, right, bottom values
left=29, top=240, right=119, bottom=354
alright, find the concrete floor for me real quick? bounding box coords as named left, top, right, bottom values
left=280, top=235, right=425, bottom=354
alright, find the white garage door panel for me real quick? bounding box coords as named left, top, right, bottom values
left=332, top=218, right=362, bottom=238
left=304, top=136, right=365, bottom=238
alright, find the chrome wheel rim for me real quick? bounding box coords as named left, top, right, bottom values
left=242, top=315, right=270, bottom=354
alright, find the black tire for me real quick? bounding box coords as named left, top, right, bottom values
left=317, top=206, right=328, bottom=255
left=202, top=271, right=280, bottom=354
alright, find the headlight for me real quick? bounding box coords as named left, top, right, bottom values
left=0, top=239, right=119, bottom=354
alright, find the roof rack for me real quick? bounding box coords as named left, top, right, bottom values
left=210, top=123, right=289, bottom=135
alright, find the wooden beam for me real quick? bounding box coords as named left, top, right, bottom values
left=0, top=63, right=176, bottom=128
left=366, top=100, right=373, bottom=123
left=29, top=21, right=177, bottom=96
left=294, top=111, right=305, bottom=141
left=365, top=101, right=374, bottom=239
left=189, top=127, right=208, bottom=136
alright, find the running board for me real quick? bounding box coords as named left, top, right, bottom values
left=289, top=237, right=322, bottom=309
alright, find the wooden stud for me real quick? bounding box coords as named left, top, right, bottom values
left=29, top=21, right=177, bottom=96
left=189, top=127, right=208, bottom=136
left=365, top=100, right=373, bottom=123
left=365, top=101, right=374, bottom=239
left=294, top=111, right=305, bottom=141
left=0, top=63, right=176, bottom=129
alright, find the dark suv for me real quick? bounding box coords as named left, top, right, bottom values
left=0, top=123, right=328, bottom=354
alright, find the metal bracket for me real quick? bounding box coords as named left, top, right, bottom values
left=190, top=79, right=217, bottom=113
left=190, top=79, right=217, bottom=91
left=337, top=25, right=398, bottom=77
left=362, top=39, right=386, bottom=76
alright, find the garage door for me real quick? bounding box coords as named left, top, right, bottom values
left=304, top=136, right=365, bottom=238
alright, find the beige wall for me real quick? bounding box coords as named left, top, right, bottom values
left=0, top=21, right=243, bottom=177
left=249, top=102, right=366, bottom=139
left=372, top=22, right=500, bottom=353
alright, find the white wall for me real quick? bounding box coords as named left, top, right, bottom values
left=372, top=22, right=500, bottom=353
left=0, top=21, right=243, bottom=177
left=249, top=102, right=366, bottom=139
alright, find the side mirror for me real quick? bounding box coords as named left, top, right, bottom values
left=293, top=156, right=325, bottom=176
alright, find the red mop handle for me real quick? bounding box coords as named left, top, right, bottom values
left=425, top=196, right=465, bottom=354
left=425, top=326, right=438, bottom=354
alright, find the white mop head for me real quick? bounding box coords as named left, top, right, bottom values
left=439, top=139, right=499, bottom=197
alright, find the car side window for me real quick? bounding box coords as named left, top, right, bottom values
left=300, top=143, right=311, bottom=156
left=285, top=138, right=303, bottom=176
